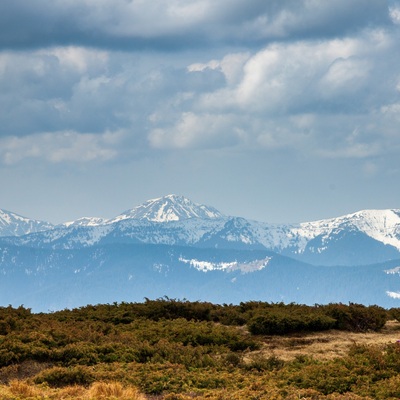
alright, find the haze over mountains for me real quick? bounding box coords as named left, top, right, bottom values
left=1, top=195, right=400, bottom=311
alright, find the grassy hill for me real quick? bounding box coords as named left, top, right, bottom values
left=0, top=299, right=400, bottom=399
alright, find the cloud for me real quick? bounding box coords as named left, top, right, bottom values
left=0, top=130, right=126, bottom=165
left=0, top=47, right=110, bottom=136
left=208, top=30, right=394, bottom=114
left=148, top=112, right=246, bottom=149
left=145, top=27, right=400, bottom=158
left=0, top=0, right=393, bottom=51
left=0, top=1, right=399, bottom=166
left=389, top=4, right=400, bottom=24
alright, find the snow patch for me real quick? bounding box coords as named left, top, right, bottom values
left=385, top=266, right=400, bottom=275
left=63, top=217, right=107, bottom=227
left=386, top=291, right=400, bottom=299
left=179, top=256, right=271, bottom=273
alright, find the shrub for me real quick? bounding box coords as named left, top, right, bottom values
left=0, top=320, right=11, bottom=336
left=323, top=303, right=387, bottom=332
left=210, top=306, right=247, bottom=326
left=55, top=343, right=99, bottom=365
left=388, top=307, right=400, bottom=322
left=33, top=366, right=94, bottom=387
left=248, top=309, right=335, bottom=335
left=287, top=361, right=357, bottom=395
left=372, top=374, right=400, bottom=399
left=245, top=354, right=284, bottom=371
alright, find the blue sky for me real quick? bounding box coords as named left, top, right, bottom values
left=0, top=0, right=399, bottom=224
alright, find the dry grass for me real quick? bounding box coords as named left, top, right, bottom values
left=88, top=382, right=146, bottom=399
left=0, top=381, right=146, bottom=400
left=56, top=385, right=87, bottom=399
left=254, top=320, right=400, bottom=361
left=8, top=379, right=41, bottom=398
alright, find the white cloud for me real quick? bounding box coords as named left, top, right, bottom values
left=188, top=52, right=250, bottom=88
left=0, top=46, right=108, bottom=79
left=39, top=47, right=109, bottom=73
left=389, top=5, right=400, bottom=24
left=148, top=112, right=246, bottom=149
left=150, top=28, right=398, bottom=158
left=235, top=37, right=370, bottom=112
left=387, top=291, right=400, bottom=299
left=192, top=36, right=370, bottom=117
left=0, top=130, right=125, bottom=165
left=187, top=60, right=220, bottom=73
left=318, top=57, right=370, bottom=93
left=381, top=102, right=400, bottom=119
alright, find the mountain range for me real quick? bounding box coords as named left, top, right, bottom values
left=1, top=194, right=400, bottom=311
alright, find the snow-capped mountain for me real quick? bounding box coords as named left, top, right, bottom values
left=1, top=196, right=400, bottom=266
left=63, top=217, right=108, bottom=227
left=109, top=194, right=224, bottom=223
left=0, top=209, right=53, bottom=237
left=281, top=209, right=400, bottom=265
left=294, top=209, right=400, bottom=251
left=1, top=195, right=400, bottom=311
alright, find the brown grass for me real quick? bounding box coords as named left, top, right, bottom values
left=0, top=381, right=146, bottom=400
left=56, top=385, right=87, bottom=398
left=253, top=319, right=400, bottom=361
left=8, top=379, right=41, bottom=398
left=88, top=381, right=146, bottom=399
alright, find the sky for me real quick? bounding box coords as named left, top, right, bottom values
left=0, top=0, right=400, bottom=224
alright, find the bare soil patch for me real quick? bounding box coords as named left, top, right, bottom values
left=255, top=320, right=400, bottom=361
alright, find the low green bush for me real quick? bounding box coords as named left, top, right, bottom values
left=248, top=309, right=336, bottom=335
left=33, top=366, right=94, bottom=387
left=323, top=303, right=387, bottom=332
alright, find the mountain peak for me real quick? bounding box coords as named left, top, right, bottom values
left=63, top=217, right=108, bottom=228
left=114, top=194, right=224, bottom=223
left=0, top=209, right=53, bottom=237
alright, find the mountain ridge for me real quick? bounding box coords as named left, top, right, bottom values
left=1, top=195, right=400, bottom=266
left=0, top=209, right=54, bottom=237
left=2, top=195, right=400, bottom=311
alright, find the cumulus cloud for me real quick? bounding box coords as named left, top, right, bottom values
left=145, top=27, right=400, bottom=158
left=198, top=30, right=395, bottom=114
left=148, top=112, right=247, bottom=149
left=0, top=0, right=399, bottom=163
left=0, top=47, right=110, bottom=136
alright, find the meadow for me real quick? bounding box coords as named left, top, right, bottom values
left=1, top=299, right=400, bottom=399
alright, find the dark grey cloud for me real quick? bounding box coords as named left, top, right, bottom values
left=0, top=0, right=392, bottom=51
